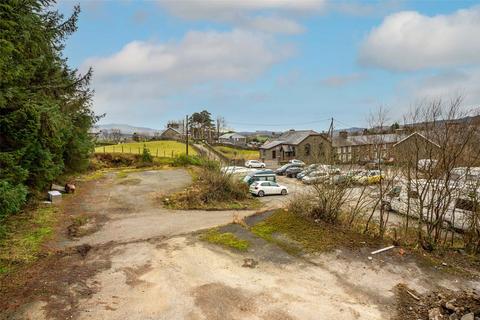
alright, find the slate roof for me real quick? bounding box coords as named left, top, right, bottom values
left=219, top=132, right=246, bottom=139
left=260, top=130, right=320, bottom=149
left=332, top=133, right=404, bottom=148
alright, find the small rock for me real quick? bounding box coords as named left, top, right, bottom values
left=460, top=313, right=474, bottom=320
left=428, top=307, right=444, bottom=320
left=368, top=256, right=373, bottom=261
left=242, top=258, right=258, bottom=268
left=460, top=312, right=475, bottom=320
left=445, top=300, right=457, bottom=312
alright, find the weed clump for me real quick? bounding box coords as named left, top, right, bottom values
left=164, top=160, right=259, bottom=210
left=201, top=228, right=250, bottom=251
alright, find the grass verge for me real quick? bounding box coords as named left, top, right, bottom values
left=0, top=205, right=59, bottom=275
left=213, top=145, right=259, bottom=160
left=201, top=228, right=250, bottom=251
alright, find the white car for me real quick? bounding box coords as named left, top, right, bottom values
left=245, top=160, right=265, bottom=168
left=289, top=159, right=305, bottom=165
left=249, top=181, right=288, bottom=197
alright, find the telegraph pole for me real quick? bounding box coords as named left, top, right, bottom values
left=185, top=115, right=189, bottom=156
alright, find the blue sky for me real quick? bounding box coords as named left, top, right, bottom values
left=58, top=0, right=480, bottom=132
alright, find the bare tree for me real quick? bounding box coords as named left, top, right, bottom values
left=110, top=129, right=122, bottom=143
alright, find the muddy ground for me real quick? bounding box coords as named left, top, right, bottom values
left=1, top=169, right=478, bottom=320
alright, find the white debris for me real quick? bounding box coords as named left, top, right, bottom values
left=48, top=190, right=62, bottom=203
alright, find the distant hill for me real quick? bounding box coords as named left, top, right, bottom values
left=92, top=124, right=159, bottom=136
left=333, top=127, right=366, bottom=135
left=237, top=131, right=278, bottom=137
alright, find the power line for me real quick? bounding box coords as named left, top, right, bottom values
left=227, top=118, right=332, bottom=127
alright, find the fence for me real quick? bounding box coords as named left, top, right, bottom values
left=97, top=145, right=185, bottom=158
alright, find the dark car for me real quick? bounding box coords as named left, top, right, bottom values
left=275, top=163, right=302, bottom=175
left=285, top=166, right=304, bottom=178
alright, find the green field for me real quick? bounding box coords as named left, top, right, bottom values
left=213, top=145, right=259, bottom=160
left=95, top=140, right=196, bottom=157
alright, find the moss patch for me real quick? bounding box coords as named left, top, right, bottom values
left=0, top=206, right=59, bottom=275
left=251, top=209, right=378, bottom=254
left=201, top=229, right=250, bottom=251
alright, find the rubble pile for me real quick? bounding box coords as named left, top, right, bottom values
left=395, top=284, right=480, bottom=320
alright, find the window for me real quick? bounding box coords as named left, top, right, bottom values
left=262, top=150, right=266, bottom=156
left=261, top=182, right=270, bottom=186
left=272, top=150, right=276, bottom=158
left=270, top=182, right=279, bottom=187
left=304, top=143, right=311, bottom=156
left=267, top=176, right=276, bottom=182
left=455, top=198, right=477, bottom=211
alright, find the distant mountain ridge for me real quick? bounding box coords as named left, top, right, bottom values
left=92, top=123, right=159, bottom=135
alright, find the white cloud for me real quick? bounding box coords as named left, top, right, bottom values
left=157, top=0, right=327, bottom=21
left=156, top=0, right=325, bottom=34
left=246, top=16, right=305, bottom=34
left=408, top=68, right=480, bottom=107
left=360, top=6, right=480, bottom=71
left=320, top=73, right=365, bottom=87
left=86, top=29, right=291, bottom=82
left=84, top=29, right=293, bottom=120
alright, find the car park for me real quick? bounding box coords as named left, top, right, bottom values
left=245, top=160, right=266, bottom=168
left=249, top=181, right=288, bottom=197
left=275, top=163, right=303, bottom=175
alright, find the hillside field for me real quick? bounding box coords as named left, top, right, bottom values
left=95, top=140, right=196, bottom=157
left=213, top=145, right=259, bottom=160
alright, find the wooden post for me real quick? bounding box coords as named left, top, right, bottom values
left=113, top=145, right=115, bottom=153
left=185, top=115, right=189, bottom=156
left=103, top=146, right=105, bottom=153
left=171, top=150, right=174, bottom=158
left=156, top=149, right=159, bottom=157
left=138, top=147, right=140, bottom=154
left=130, top=147, right=132, bottom=153
left=122, top=145, right=124, bottom=153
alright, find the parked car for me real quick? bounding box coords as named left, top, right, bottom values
left=221, top=166, right=256, bottom=175
left=289, top=159, right=305, bottom=165
left=275, top=163, right=303, bottom=175
left=243, top=170, right=276, bottom=185
left=245, top=160, right=266, bottom=168
left=302, top=170, right=329, bottom=184
left=249, top=181, right=288, bottom=197
left=296, top=164, right=320, bottom=179
left=285, top=166, right=304, bottom=178
left=352, top=170, right=383, bottom=185
left=382, top=180, right=477, bottom=231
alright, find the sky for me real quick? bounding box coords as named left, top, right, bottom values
left=57, top=0, right=480, bottom=132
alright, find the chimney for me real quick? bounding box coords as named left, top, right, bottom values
left=339, top=131, right=348, bottom=139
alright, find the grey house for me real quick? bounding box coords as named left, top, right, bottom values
left=259, top=130, right=331, bottom=164
left=218, top=133, right=247, bottom=146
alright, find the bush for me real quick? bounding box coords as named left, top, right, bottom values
left=172, top=154, right=203, bottom=167
left=164, top=161, right=254, bottom=209
left=141, top=146, right=153, bottom=164
left=0, top=181, right=28, bottom=219
left=288, top=182, right=349, bottom=224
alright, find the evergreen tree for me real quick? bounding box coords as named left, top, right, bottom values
left=0, top=1, right=98, bottom=219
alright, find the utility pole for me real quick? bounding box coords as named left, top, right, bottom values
left=185, top=115, right=189, bottom=156
left=328, top=117, right=334, bottom=140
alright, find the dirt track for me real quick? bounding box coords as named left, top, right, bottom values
left=5, top=169, right=479, bottom=320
